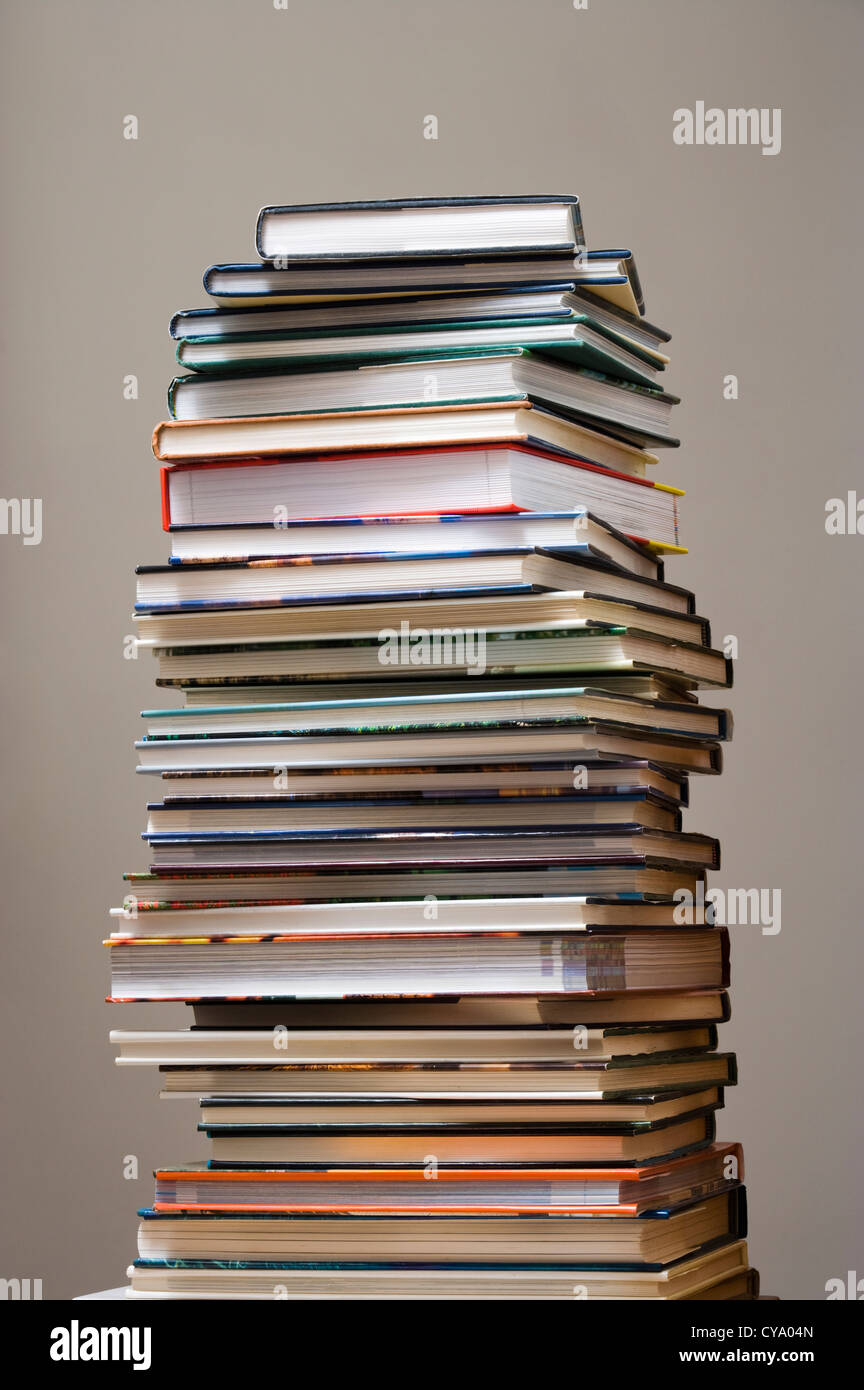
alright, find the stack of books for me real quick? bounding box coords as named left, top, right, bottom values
left=111, top=195, right=758, bottom=1300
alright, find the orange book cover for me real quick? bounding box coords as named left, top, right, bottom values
left=152, top=1144, right=742, bottom=1215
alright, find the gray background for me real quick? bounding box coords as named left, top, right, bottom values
left=1, top=0, right=862, bottom=1300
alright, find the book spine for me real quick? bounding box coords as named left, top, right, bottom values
left=160, top=469, right=172, bottom=531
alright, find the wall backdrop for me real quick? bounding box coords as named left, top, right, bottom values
left=1, top=0, right=862, bottom=1299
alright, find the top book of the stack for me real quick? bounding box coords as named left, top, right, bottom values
left=254, top=195, right=587, bottom=262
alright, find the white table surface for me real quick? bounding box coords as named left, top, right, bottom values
left=74, top=1288, right=131, bottom=1300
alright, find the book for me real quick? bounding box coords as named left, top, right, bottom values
left=156, top=1062, right=734, bottom=1102
left=190, top=999, right=730, bottom=1030
left=141, top=826, right=721, bottom=872
left=148, top=634, right=727, bottom=699
left=161, top=444, right=681, bottom=546
left=176, top=679, right=698, bottom=712
left=135, top=549, right=695, bottom=617
left=255, top=196, right=587, bottom=263
left=176, top=318, right=662, bottom=388
left=126, top=1236, right=751, bottom=1300
left=203, top=257, right=590, bottom=305
left=165, top=508, right=674, bottom=572
left=202, top=251, right=647, bottom=316
left=140, top=686, right=727, bottom=739
left=168, top=352, right=681, bottom=448
left=137, top=585, right=714, bottom=649
left=107, top=926, right=729, bottom=999
left=191, top=1115, right=733, bottom=1170
left=194, top=1084, right=726, bottom=1125
left=142, top=789, right=686, bottom=839
left=119, top=1023, right=721, bottom=1064
left=153, top=401, right=664, bottom=468
left=149, top=1149, right=741, bottom=1215
left=202, top=251, right=644, bottom=316
left=172, top=285, right=671, bottom=359
left=148, top=758, right=690, bottom=804
left=136, top=731, right=723, bottom=784
left=188, top=998, right=729, bottom=1031
left=122, top=863, right=708, bottom=904
left=194, top=1124, right=723, bottom=1169
left=112, top=891, right=702, bottom=940
left=138, top=555, right=692, bottom=621
left=136, top=726, right=723, bottom=778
